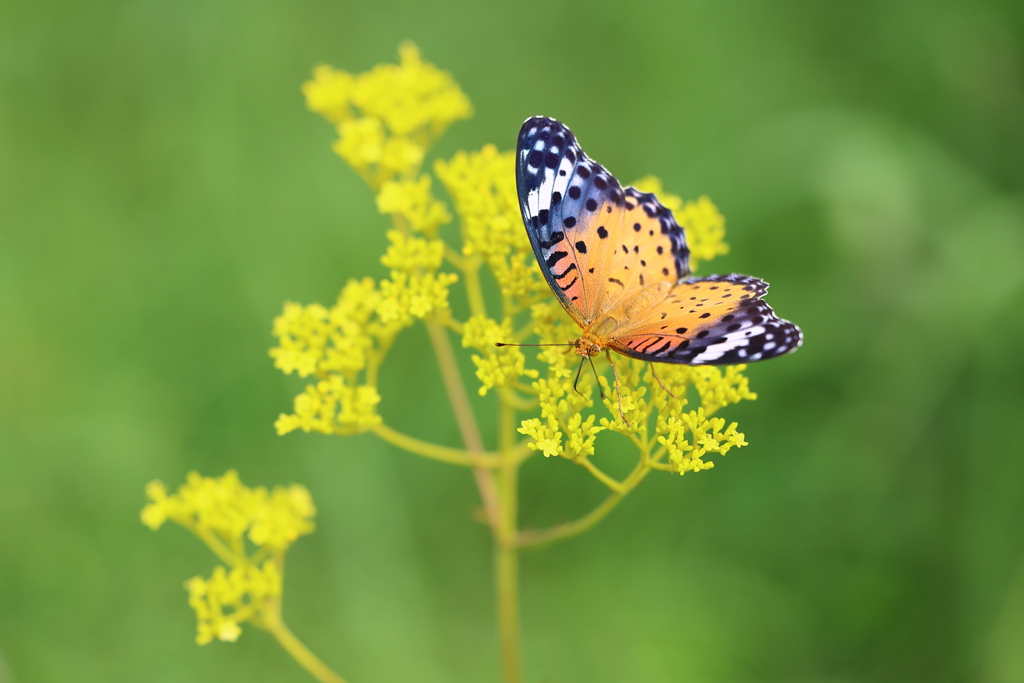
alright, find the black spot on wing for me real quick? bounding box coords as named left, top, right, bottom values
left=517, top=116, right=622, bottom=245
left=622, top=187, right=691, bottom=282
left=519, top=116, right=641, bottom=318
left=553, top=262, right=577, bottom=281
left=680, top=273, right=769, bottom=299
left=546, top=251, right=568, bottom=268
left=667, top=300, right=803, bottom=365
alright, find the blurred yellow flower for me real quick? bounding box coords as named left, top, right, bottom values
left=376, top=175, right=451, bottom=237
left=186, top=562, right=281, bottom=645
left=462, top=315, right=538, bottom=396
left=141, top=470, right=315, bottom=552
left=304, top=42, right=472, bottom=189
left=435, top=145, right=547, bottom=306
left=142, top=471, right=315, bottom=645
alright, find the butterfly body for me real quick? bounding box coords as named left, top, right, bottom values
left=516, top=116, right=802, bottom=367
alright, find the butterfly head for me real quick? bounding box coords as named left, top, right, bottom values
left=573, top=335, right=603, bottom=358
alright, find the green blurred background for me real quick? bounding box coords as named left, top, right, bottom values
left=3, top=1, right=1024, bottom=681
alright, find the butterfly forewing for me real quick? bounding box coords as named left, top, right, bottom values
left=610, top=274, right=803, bottom=364
left=517, top=117, right=691, bottom=324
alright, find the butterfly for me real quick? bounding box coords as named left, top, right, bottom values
left=514, top=116, right=802, bottom=418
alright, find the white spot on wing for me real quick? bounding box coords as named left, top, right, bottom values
left=535, top=170, right=556, bottom=214
left=689, top=325, right=765, bottom=363
left=551, top=159, right=573, bottom=206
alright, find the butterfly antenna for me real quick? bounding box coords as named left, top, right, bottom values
left=587, top=356, right=605, bottom=399
left=495, top=343, right=575, bottom=348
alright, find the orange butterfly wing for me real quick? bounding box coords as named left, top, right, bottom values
left=516, top=117, right=690, bottom=324
left=609, top=274, right=803, bottom=364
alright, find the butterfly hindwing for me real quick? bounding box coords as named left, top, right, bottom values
left=516, top=116, right=691, bottom=323
left=609, top=274, right=803, bottom=364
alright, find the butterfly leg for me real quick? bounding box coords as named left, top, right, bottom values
left=572, top=357, right=586, bottom=397
left=587, top=356, right=606, bottom=399
left=605, top=350, right=631, bottom=428
left=648, top=363, right=676, bottom=399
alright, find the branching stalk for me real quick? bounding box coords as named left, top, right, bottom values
left=264, top=610, right=349, bottom=683
left=425, top=321, right=502, bottom=531
left=371, top=423, right=501, bottom=467
left=496, top=399, right=522, bottom=683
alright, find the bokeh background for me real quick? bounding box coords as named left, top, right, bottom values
left=3, top=1, right=1024, bottom=681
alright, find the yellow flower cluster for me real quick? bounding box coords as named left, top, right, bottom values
left=141, top=470, right=315, bottom=548
left=657, top=408, right=749, bottom=474
left=376, top=175, right=451, bottom=237
left=378, top=229, right=459, bottom=325
left=502, top=236, right=755, bottom=471
left=689, top=364, right=758, bottom=415
left=278, top=42, right=758, bottom=477
left=518, top=376, right=599, bottom=458
left=435, top=145, right=547, bottom=307
left=304, top=42, right=472, bottom=189
left=272, top=198, right=458, bottom=434
left=275, top=48, right=478, bottom=434
left=186, top=562, right=281, bottom=645
left=514, top=356, right=753, bottom=474
left=461, top=315, right=538, bottom=396
left=142, top=471, right=315, bottom=644
left=271, top=277, right=392, bottom=435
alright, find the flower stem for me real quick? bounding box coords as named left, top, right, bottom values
left=264, top=614, right=348, bottom=683
left=496, top=518, right=521, bottom=683
left=496, top=400, right=522, bottom=683
left=516, top=459, right=653, bottom=549
left=579, top=458, right=624, bottom=493
left=515, top=490, right=624, bottom=548
left=461, top=258, right=488, bottom=318
left=424, top=321, right=501, bottom=530
left=371, top=423, right=500, bottom=467
left=190, top=527, right=242, bottom=567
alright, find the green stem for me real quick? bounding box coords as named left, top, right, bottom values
left=444, top=245, right=467, bottom=270
left=510, top=381, right=538, bottom=395
left=425, top=321, right=501, bottom=530
left=496, top=400, right=522, bottom=683
left=499, top=387, right=538, bottom=412
left=579, top=458, right=624, bottom=493
left=264, top=612, right=348, bottom=683
left=371, top=423, right=500, bottom=467
left=190, top=527, right=242, bottom=567
left=515, top=491, right=625, bottom=549
left=516, top=459, right=653, bottom=549
left=437, top=315, right=465, bottom=335
left=462, top=258, right=488, bottom=318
